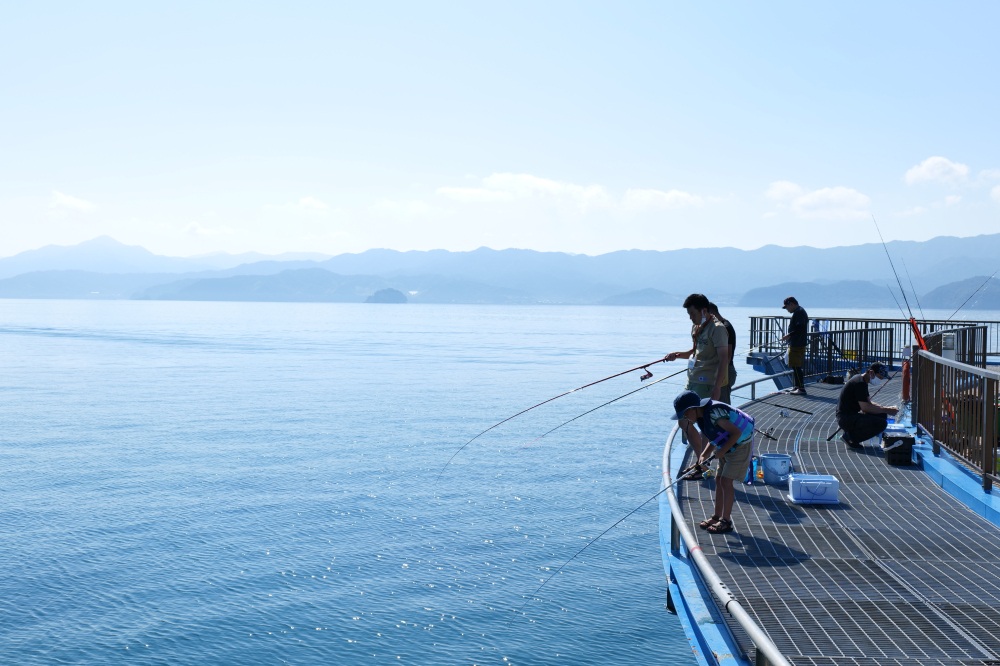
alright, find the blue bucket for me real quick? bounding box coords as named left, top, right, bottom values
left=760, top=453, right=792, bottom=486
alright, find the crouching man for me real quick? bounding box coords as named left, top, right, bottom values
left=672, top=390, right=754, bottom=535
left=836, top=362, right=899, bottom=449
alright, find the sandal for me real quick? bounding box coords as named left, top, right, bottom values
left=706, top=518, right=734, bottom=534
left=680, top=464, right=705, bottom=481
left=699, top=515, right=721, bottom=530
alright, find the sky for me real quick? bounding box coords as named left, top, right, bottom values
left=2, top=1, right=999, bottom=259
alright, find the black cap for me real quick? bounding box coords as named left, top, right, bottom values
left=672, top=390, right=711, bottom=420
left=869, top=362, right=888, bottom=379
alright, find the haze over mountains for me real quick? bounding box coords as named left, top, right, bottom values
left=0, top=235, right=998, bottom=309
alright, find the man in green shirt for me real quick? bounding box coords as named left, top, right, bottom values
left=665, top=293, right=730, bottom=470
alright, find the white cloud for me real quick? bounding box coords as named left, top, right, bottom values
left=622, top=188, right=703, bottom=211
left=766, top=182, right=870, bottom=220
left=183, top=222, right=236, bottom=237
left=944, top=195, right=962, bottom=206
left=436, top=187, right=515, bottom=203
left=437, top=172, right=611, bottom=211
left=897, top=206, right=928, bottom=217
left=765, top=180, right=803, bottom=201
left=992, top=185, right=1000, bottom=203
left=50, top=190, right=95, bottom=211
left=369, top=199, right=442, bottom=220
left=904, top=156, right=969, bottom=185
left=790, top=186, right=870, bottom=220
left=298, top=196, right=329, bottom=211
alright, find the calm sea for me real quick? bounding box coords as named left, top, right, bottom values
left=2, top=300, right=984, bottom=664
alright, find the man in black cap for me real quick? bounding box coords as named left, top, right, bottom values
left=836, top=362, right=899, bottom=448
left=781, top=296, right=808, bottom=395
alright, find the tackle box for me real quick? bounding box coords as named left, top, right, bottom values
left=787, top=474, right=840, bottom=505
left=882, top=433, right=915, bottom=466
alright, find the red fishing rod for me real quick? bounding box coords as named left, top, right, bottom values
left=437, top=356, right=672, bottom=479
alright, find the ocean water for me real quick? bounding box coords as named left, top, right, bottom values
left=6, top=299, right=992, bottom=665
left=1, top=300, right=725, bottom=666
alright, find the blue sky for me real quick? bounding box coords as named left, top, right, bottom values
left=2, top=1, right=998, bottom=257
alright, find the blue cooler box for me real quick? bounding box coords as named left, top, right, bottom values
left=787, top=473, right=840, bottom=505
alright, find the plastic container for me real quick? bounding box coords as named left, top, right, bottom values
left=788, top=474, right=840, bottom=504
left=760, top=453, right=792, bottom=486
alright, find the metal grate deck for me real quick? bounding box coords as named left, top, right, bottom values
left=678, top=380, right=1000, bottom=665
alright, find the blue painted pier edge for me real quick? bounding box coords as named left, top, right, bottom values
left=659, top=434, right=749, bottom=666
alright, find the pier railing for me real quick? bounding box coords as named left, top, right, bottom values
left=914, top=348, right=1000, bottom=493
left=924, top=326, right=988, bottom=368
left=750, top=316, right=1000, bottom=362
left=803, top=326, right=894, bottom=378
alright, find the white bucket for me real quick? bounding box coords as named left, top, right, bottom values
left=760, top=453, right=792, bottom=485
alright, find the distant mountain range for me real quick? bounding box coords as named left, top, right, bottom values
left=0, top=235, right=997, bottom=308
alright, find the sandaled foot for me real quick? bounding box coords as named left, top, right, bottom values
left=707, top=518, right=734, bottom=534
left=699, top=515, right=721, bottom=530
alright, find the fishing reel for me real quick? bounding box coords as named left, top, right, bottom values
left=639, top=368, right=653, bottom=381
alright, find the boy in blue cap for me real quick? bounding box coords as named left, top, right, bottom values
left=673, top=390, right=755, bottom=534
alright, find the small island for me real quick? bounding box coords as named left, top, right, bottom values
left=365, top=288, right=407, bottom=304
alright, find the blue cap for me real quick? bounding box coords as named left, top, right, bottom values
left=672, top=390, right=711, bottom=420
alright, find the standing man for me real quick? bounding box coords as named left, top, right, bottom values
left=836, top=362, right=898, bottom=448
left=781, top=296, right=808, bottom=395
left=708, top=302, right=737, bottom=404
left=665, top=294, right=730, bottom=474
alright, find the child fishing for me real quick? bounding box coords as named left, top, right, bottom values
left=672, top=390, right=755, bottom=534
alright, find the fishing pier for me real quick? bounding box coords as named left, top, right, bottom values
left=661, top=317, right=1000, bottom=666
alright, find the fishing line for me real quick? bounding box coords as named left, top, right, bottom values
left=510, top=454, right=716, bottom=622
left=438, top=357, right=671, bottom=479
left=730, top=395, right=813, bottom=416
left=947, top=269, right=999, bottom=321
left=522, top=368, right=688, bottom=447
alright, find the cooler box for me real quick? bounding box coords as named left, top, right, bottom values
left=882, top=433, right=915, bottom=466
left=787, top=474, right=840, bottom=505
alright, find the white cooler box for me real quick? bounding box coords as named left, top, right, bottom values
left=787, top=473, right=840, bottom=505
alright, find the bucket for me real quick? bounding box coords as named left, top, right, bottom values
left=760, top=453, right=792, bottom=486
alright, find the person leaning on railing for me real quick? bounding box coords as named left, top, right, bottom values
left=836, top=362, right=899, bottom=449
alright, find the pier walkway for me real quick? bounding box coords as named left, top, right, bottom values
left=676, top=379, right=1000, bottom=666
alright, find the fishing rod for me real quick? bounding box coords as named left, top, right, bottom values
left=873, top=214, right=928, bottom=352
left=947, top=269, right=999, bottom=321
left=511, top=453, right=717, bottom=621
left=522, top=368, right=688, bottom=447
left=731, top=396, right=814, bottom=416
left=438, top=357, right=672, bottom=479
left=885, top=284, right=908, bottom=320
left=901, top=258, right=926, bottom=321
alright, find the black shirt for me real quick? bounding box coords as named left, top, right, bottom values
left=836, top=374, right=870, bottom=419
left=788, top=306, right=808, bottom=347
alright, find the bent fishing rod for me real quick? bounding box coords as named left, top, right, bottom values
left=521, top=368, right=688, bottom=447
left=438, top=356, right=672, bottom=479
left=511, top=453, right=717, bottom=622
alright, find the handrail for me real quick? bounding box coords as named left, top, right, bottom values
left=914, top=348, right=999, bottom=492
left=663, top=423, right=793, bottom=666
left=917, top=349, right=1000, bottom=379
